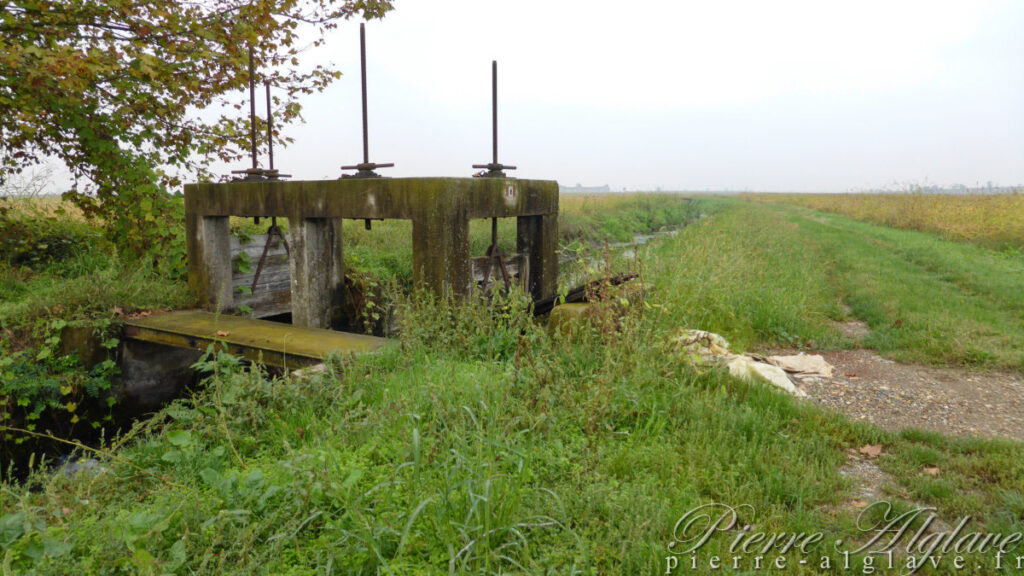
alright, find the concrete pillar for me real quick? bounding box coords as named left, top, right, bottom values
left=517, top=213, right=558, bottom=301
left=288, top=217, right=344, bottom=329
left=186, top=213, right=233, bottom=311
left=412, top=211, right=471, bottom=297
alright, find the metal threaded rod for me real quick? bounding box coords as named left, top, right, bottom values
left=492, top=60, right=498, bottom=165
left=360, top=22, right=369, bottom=165
left=341, top=22, right=393, bottom=178
left=248, top=46, right=257, bottom=170
left=265, top=80, right=274, bottom=171
left=232, top=46, right=289, bottom=183
left=472, top=60, right=515, bottom=177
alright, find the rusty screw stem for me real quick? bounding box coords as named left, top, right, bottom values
left=265, top=80, right=274, bottom=172
left=361, top=22, right=369, bottom=165
left=232, top=45, right=273, bottom=183
left=341, top=22, right=393, bottom=179
left=248, top=46, right=258, bottom=170
left=473, top=60, right=515, bottom=178
left=492, top=59, right=498, bottom=165
left=257, top=79, right=289, bottom=182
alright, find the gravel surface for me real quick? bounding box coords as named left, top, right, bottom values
left=785, top=349, right=1024, bottom=441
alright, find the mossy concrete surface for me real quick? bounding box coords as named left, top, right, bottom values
left=546, top=303, right=593, bottom=337
left=183, top=177, right=558, bottom=220
left=122, top=310, right=393, bottom=369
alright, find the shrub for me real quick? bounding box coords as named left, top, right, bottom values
left=0, top=204, right=102, bottom=269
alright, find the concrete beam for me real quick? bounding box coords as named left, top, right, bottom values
left=184, top=178, right=558, bottom=220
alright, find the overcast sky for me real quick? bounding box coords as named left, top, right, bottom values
left=229, top=1, right=1023, bottom=191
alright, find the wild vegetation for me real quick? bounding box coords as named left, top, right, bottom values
left=745, top=192, right=1024, bottom=251
left=2, top=194, right=1023, bottom=574
left=1, top=192, right=697, bottom=338
left=2, top=0, right=394, bottom=253
left=0, top=192, right=698, bottom=467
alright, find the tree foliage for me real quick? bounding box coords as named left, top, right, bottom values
left=0, top=0, right=392, bottom=251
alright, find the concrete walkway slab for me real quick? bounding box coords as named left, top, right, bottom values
left=123, top=310, right=392, bottom=369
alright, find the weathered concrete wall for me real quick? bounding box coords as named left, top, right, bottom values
left=411, top=194, right=470, bottom=296
left=117, top=340, right=202, bottom=411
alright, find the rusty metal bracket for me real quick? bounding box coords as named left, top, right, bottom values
left=479, top=216, right=513, bottom=294
left=480, top=244, right=513, bottom=294
left=250, top=218, right=290, bottom=293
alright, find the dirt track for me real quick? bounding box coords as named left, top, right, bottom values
left=789, top=348, right=1024, bottom=441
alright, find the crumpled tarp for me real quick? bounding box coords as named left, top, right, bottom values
left=726, top=356, right=806, bottom=397
left=673, top=329, right=833, bottom=397
left=764, top=353, right=834, bottom=378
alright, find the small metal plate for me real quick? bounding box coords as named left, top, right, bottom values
left=504, top=182, right=519, bottom=206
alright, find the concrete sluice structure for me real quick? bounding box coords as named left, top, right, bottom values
left=110, top=176, right=559, bottom=403
left=185, top=176, right=559, bottom=329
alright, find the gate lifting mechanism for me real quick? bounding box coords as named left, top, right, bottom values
left=231, top=45, right=291, bottom=295
left=232, top=46, right=290, bottom=185
left=229, top=43, right=532, bottom=297
left=474, top=60, right=515, bottom=294
left=341, top=23, right=393, bottom=230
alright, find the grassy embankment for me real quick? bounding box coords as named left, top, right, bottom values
left=2, top=196, right=1022, bottom=574
left=332, top=192, right=696, bottom=290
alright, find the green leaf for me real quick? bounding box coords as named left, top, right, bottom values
left=199, top=468, right=222, bottom=488
left=0, top=513, right=25, bottom=547
left=166, top=539, right=188, bottom=570
left=42, top=537, right=73, bottom=558
left=166, top=429, right=192, bottom=447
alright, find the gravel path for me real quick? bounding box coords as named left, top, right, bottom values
left=788, top=349, right=1024, bottom=441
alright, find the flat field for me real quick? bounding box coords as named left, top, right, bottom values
left=1, top=194, right=1023, bottom=575
left=745, top=191, right=1024, bottom=251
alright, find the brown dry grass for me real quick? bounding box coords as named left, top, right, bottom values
left=1, top=194, right=86, bottom=221
left=745, top=192, right=1024, bottom=249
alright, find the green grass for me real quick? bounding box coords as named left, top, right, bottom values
left=784, top=206, right=1024, bottom=368
left=0, top=253, right=191, bottom=336
left=0, top=300, right=879, bottom=574
left=2, top=197, right=1023, bottom=574
left=559, top=193, right=698, bottom=243
left=650, top=198, right=1024, bottom=369
left=645, top=199, right=843, bottom=352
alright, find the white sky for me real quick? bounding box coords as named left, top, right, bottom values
left=212, top=1, right=1024, bottom=191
